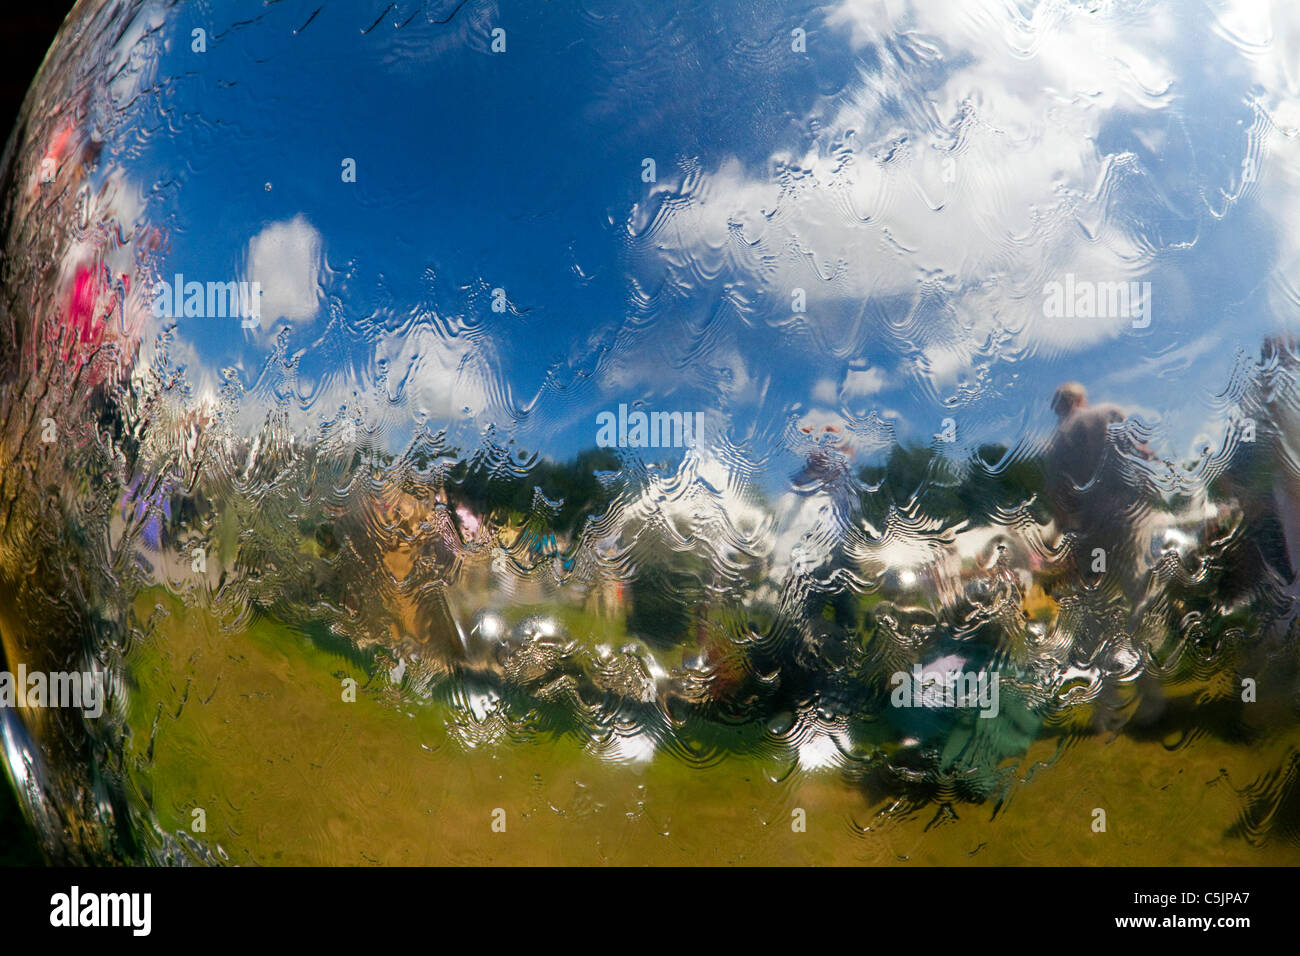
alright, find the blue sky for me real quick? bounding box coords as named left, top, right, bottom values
left=81, top=0, right=1300, bottom=487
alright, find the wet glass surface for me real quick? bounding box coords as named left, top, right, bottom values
left=1, top=0, right=1300, bottom=864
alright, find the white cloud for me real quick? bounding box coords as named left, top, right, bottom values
left=375, top=323, right=494, bottom=425
left=812, top=377, right=840, bottom=403
left=842, top=366, right=888, bottom=399
left=638, top=0, right=1180, bottom=376
left=246, top=215, right=322, bottom=325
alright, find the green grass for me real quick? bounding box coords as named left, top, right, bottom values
left=108, top=586, right=1300, bottom=865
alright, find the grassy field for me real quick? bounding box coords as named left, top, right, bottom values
left=106, top=587, right=1300, bottom=866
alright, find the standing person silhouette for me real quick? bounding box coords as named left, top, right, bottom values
left=1044, top=383, right=1162, bottom=712
left=1045, top=382, right=1153, bottom=587
left=1218, top=336, right=1300, bottom=627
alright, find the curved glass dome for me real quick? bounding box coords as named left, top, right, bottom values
left=1, top=0, right=1299, bottom=864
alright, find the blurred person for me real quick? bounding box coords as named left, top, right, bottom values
left=1043, top=382, right=1168, bottom=732
left=1044, top=382, right=1156, bottom=588
left=1217, top=336, right=1300, bottom=630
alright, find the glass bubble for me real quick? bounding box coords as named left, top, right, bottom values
left=1, top=0, right=1299, bottom=864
